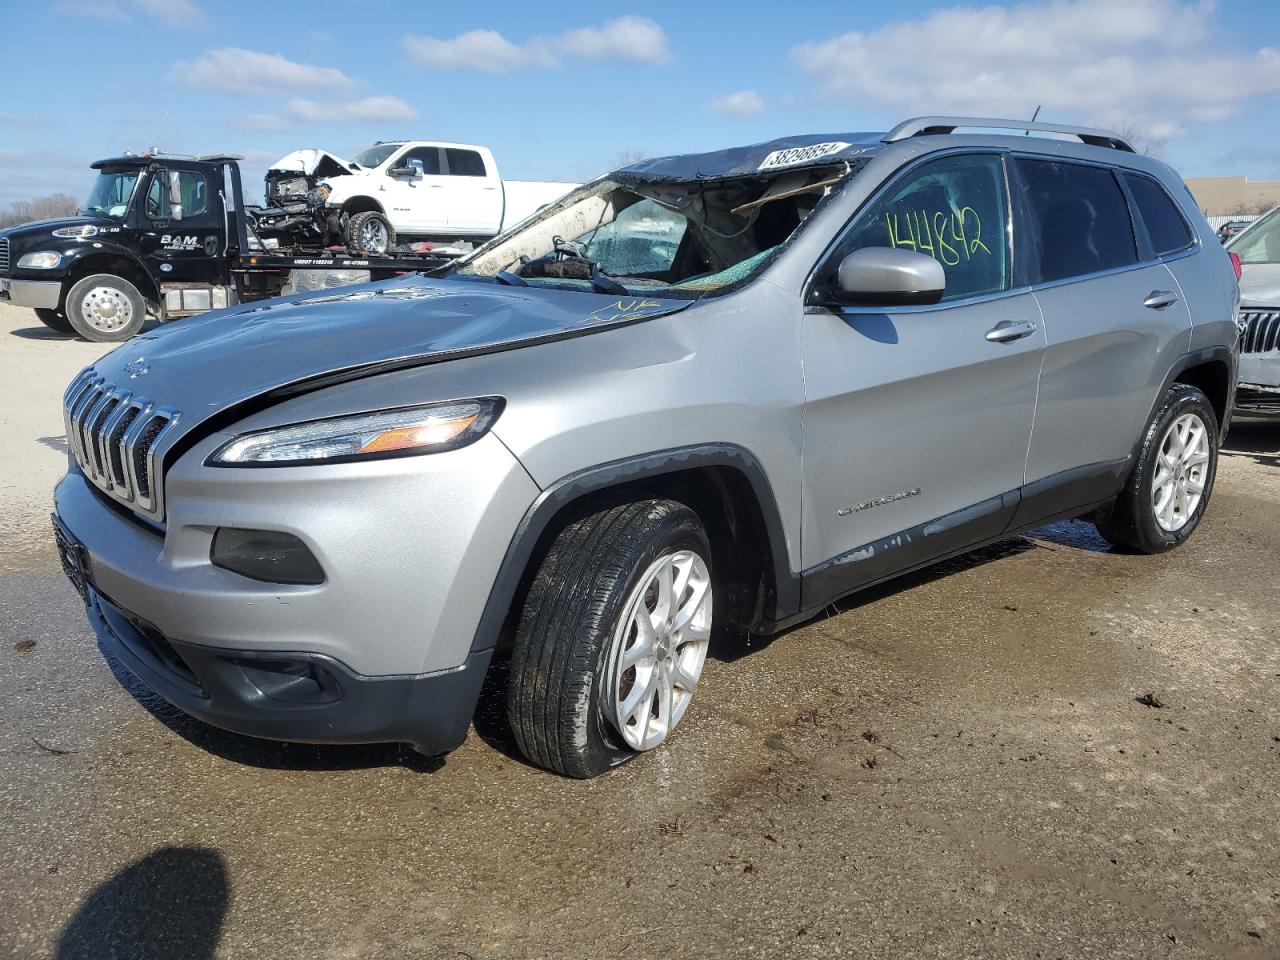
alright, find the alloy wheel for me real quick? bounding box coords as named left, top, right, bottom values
left=604, top=550, right=712, bottom=751
left=80, top=286, right=133, bottom=333
left=1152, top=411, right=1210, bottom=532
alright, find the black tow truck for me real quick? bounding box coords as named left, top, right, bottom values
left=0, top=152, right=456, bottom=342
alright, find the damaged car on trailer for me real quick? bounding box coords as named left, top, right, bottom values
left=53, top=119, right=1238, bottom=779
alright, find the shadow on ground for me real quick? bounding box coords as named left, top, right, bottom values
left=56, top=846, right=228, bottom=960
left=1223, top=420, right=1280, bottom=468
left=9, top=326, right=77, bottom=341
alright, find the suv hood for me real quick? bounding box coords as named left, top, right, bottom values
left=90, top=275, right=689, bottom=433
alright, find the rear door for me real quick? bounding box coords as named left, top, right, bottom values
left=1014, top=156, right=1192, bottom=519
left=443, top=147, right=502, bottom=235
left=136, top=164, right=225, bottom=283
left=800, top=151, right=1044, bottom=599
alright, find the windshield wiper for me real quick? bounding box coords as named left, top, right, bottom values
left=495, top=269, right=528, bottom=287
left=589, top=268, right=628, bottom=296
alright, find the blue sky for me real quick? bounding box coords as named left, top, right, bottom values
left=2, top=0, right=1279, bottom=208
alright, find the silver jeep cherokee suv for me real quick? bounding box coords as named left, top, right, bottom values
left=54, top=117, right=1239, bottom=778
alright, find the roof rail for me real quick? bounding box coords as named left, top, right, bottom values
left=883, top=116, right=1135, bottom=153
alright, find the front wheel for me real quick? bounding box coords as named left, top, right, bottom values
left=507, top=500, right=714, bottom=778
left=65, top=274, right=147, bottom=342
left=345, top=211, right=396, bottom=255
left=1094, top=383, right=1218, bottom=553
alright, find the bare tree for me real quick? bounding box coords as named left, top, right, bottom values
left=1100, top=118, right=1169, bottom=159
left=613, top=148, right=649, bottom=167
left=0, top=193, right=79, bottom=229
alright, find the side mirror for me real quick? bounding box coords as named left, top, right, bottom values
left=167, top=171, right=183, bottom=221
left=823, top=247, right=945, bottom=307
left=388, top=165, right=419, bottom=179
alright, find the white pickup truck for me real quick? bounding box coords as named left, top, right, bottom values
left=266, top=142, right=578, bottom=254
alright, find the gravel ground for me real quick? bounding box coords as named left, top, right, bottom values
left=0, top=301, right=1277, bottom=960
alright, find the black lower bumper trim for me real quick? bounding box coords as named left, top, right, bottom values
left=87, top=588, right=491, bottom=756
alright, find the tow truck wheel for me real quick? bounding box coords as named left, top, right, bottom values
left=346, top=211, right=395, bottom=256
left=34, top=308, right=73, bottom=334
left=65, top=274, right=147, bottom=342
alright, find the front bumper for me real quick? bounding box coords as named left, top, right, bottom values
left=85, top=583, right=492, bottom=754
left=54, top=428, right=540, bottom=750
left=1, top=277, right=61, bottom=309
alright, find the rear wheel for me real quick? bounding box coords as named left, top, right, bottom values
left=65, top=274, right=147, bottom=342
left=34, top=307, right=73, bottom=333
left=346, top=211, right=395, bottom=255
left=507, top=500, right=713, bottom=778
left=1094, top=384, right=1218, bottom=553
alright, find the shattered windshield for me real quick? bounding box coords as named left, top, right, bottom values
left=453, top=163, right=858, bottom=298
left=351, top=143, right=402, bottom=169
left=83, top=168, right=140, bottom=219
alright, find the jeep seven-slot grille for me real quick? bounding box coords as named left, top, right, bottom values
left=0, top=237, right=9, bottom=273
left=63, top=370, right=180, bottom=521
left=1239, top=309, right=1280, bottom=355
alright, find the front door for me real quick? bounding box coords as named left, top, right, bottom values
left=800, top=152, right=1044, bottom=603
left=137, top=164, right=224, bottom=283
left=385, top=146, right=448, bottom=234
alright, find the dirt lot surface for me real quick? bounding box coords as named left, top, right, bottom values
left=1, top=300, right=1278, bottom=960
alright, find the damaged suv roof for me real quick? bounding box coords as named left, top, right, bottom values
left=614, top=133, right=884, bottom=182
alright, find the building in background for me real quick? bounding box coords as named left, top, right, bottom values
left=1185, top=176, right=1280, bottom=217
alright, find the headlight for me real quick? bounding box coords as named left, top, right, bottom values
left=17, top=251, right=61, bottom=269
left=208, top=398, right=503, bottom=466
left=52, top=225, right=98, bottom=239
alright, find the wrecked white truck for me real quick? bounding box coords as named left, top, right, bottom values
left=264, top=142, right=579, bottom=255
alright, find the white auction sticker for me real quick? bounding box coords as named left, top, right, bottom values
left=758, top=142, right=852, bottom=170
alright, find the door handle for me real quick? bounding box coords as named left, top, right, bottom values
left=984, top=319, right=1038, bottom=343
left=1144, top=290, right=1179, bottom=310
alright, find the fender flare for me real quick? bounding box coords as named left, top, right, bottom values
left=1130, top=344, right=1238, bottom=464
left=468, top=443, right=800, bottom=656
left=59, top=244, right=160, bottom=302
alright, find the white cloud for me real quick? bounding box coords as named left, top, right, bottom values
left=403, top=30, right=555, bottom=72
left=133, top=0, right=203, bottom=25
left=175, top=48, right=354, bottom=95
left=791, top=0, right=1280, bottom=136
left=709, top=90, right=765, bottom=117
left=404, top=16, right=670, bottom=72
left=557, top=16, right=670, bottom=62
left=231, top=96, right=418, bottom=131
left=55, top=0, right=203, bottom=24
left=286, top=96, right=418, bottom=123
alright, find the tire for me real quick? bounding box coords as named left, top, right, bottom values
left=507, top=499, right=714, bottom=778
left=1094, top=384, right=1218, bottom=554
left=65, top=274, right=147, bottom=342
left=34, top=307, right=73, bottom=333
left=346, top=211, right=395, bottom=255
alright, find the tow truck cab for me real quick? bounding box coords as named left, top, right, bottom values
left=0, top=153, right=243, bottom=339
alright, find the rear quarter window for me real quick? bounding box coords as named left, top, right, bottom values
left=1123, top=174, right=1194, bottom=256
left=1015, top=159, right=1137, bottom=284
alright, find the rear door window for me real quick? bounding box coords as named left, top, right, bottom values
left=1015, top=159, right=1137, bottom=283
left=1124, top=174, right=1194, bottom=256
left=833, top=153, right=1010, bottom=301
left=445, top=149, right=487, bottom=177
